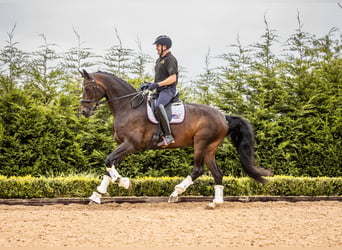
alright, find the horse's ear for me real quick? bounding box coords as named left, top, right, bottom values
left=79, top=69, right=90, bottom=79
left=78, top=68, right=84, bottom=78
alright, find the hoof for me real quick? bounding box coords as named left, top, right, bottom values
left=206, top=202, right=217, bottom=209
left=118, top=177, right=132, bottom=189
left=206, top=200, right=223, bottom=209
left=168, top=196, right=179, bottom=203
left=213, top=199, right=224, bottom=205
left=89, top=191, right=102, bottom=204
left=168, top=187, right=185, bottom=203
left=168, top=190, right=180, bottom=203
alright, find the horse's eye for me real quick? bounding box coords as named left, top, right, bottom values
left=85, top=86, right=91, bottom=92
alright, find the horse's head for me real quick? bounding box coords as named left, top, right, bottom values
left=79, top=69, right=105, bottom=117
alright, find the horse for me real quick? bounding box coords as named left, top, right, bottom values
left=79, top=69, right=272, bottom=206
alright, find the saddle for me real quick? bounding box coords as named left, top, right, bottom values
left=147, top=92, right=185, bottom=124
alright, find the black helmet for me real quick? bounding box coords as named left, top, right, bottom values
left=153, top=35, right=172, bottom=49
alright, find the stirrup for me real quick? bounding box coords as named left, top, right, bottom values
left=157, top=135, right=175, bottom=147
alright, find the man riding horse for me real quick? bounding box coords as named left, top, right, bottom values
left=141, top=35, right=177, bottom=147
left=81, top=35, right=272, bottom=206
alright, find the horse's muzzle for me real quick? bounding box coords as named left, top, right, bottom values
left=81, top=106, right=95, bottom=118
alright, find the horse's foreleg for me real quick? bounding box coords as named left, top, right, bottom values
left=97, top=165, right=132, bottom=192
left=105, top=142, right=135, bottom=188
left=89, top=142, right=134, bottom=204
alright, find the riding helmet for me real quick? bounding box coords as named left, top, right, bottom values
left=153, top=35, right=172, bottom=49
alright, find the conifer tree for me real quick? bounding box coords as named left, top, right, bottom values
left=24, top=34, right=63, bottom=103
left=62, top=27, right=99, bottom=79
left=103, top=28, right=133, bottom=79
left=192, top=48, right=217, bottom=105
left=130, top=36, right=153, bottom=85
left=248, top=15, right=282, bottom=114
left=216, top=35, right=251, bottom=114
left=0, top=24, right=27, bottom=92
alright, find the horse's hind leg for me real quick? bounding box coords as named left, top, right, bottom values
left=205, top=152, right=224, bottom=206
left=168, top=143, right=205, bottom=203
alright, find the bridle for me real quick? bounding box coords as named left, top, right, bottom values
left=80, top=75, right=144, bottom=109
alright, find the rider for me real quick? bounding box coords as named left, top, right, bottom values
left=145, top=35, right=178, bottom=147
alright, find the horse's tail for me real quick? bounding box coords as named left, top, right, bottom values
left=225, top=115, right=272, bottom=183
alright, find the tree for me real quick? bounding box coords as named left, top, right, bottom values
left=278, top=22, right=342, bottom=176
left=103, top=28, right=133, bottom=79
left=191, top=48, right=218, bottom=105
left=24, top=34, right=64, bottom=103
left=62, top=27, right=99, bottom=79
left=130, top=36, right=153, bottom=83
left=0, top=24, right=28, bottom=92
left=215, top=35, right=252, bottom=114
left=60, top=27, right=99, bottom=107
left=248, top=14, right=282, bottom=114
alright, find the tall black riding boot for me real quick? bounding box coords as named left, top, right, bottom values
left=156, top=104, right=175, bottom=146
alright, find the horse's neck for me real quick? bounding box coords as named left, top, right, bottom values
left=105, top=78, right=136, bottom=117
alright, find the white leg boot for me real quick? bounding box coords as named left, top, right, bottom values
left=89, top=175, right=111, bottom=204
left=97, top=175, right=111, bottom=194
left=89, top=191, right=102, bottom=204
left=107, top=166, right=121, bottom=182
left=169, top=176, right=193, bottom=202
left=213, top=185, right=224, bottom=204
left=107, top=166, right=132, bottom=189
left=207, top=185, right=224, bottom=209
left=89, top=165, right=132, bottom=204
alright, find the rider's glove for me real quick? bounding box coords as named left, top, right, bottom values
left=148, top=82, right=159, bottom=90
left=139, top=84, right=149, bottom=91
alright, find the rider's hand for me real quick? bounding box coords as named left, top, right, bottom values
left=139, top=84, right=149, bottom=91
left=148, top=82, right=159, bottom=90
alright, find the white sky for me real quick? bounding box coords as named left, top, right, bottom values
left=0, top=0, right=341, bottom=79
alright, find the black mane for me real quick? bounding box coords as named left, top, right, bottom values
left=96, top=71, right=136, bottom=91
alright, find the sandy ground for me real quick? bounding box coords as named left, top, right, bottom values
left=0, top=201, right=341, bottom=247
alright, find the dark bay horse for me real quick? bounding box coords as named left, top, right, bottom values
left=79, top=70, right=272, bottom=206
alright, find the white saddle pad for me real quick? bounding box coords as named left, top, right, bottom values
left=147, top=102, right=185, bottom=124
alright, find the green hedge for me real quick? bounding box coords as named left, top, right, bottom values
left=0, top=175, right=341, bottom=199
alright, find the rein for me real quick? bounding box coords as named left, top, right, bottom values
left=81, top=76, right=145, bottom=108
left=81, top=92, right=142, bottom=105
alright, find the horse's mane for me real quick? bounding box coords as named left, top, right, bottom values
left=96, top=71, right=136, bottom=92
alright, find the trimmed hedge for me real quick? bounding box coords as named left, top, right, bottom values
left=0, top=175, right=341, bottom=199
